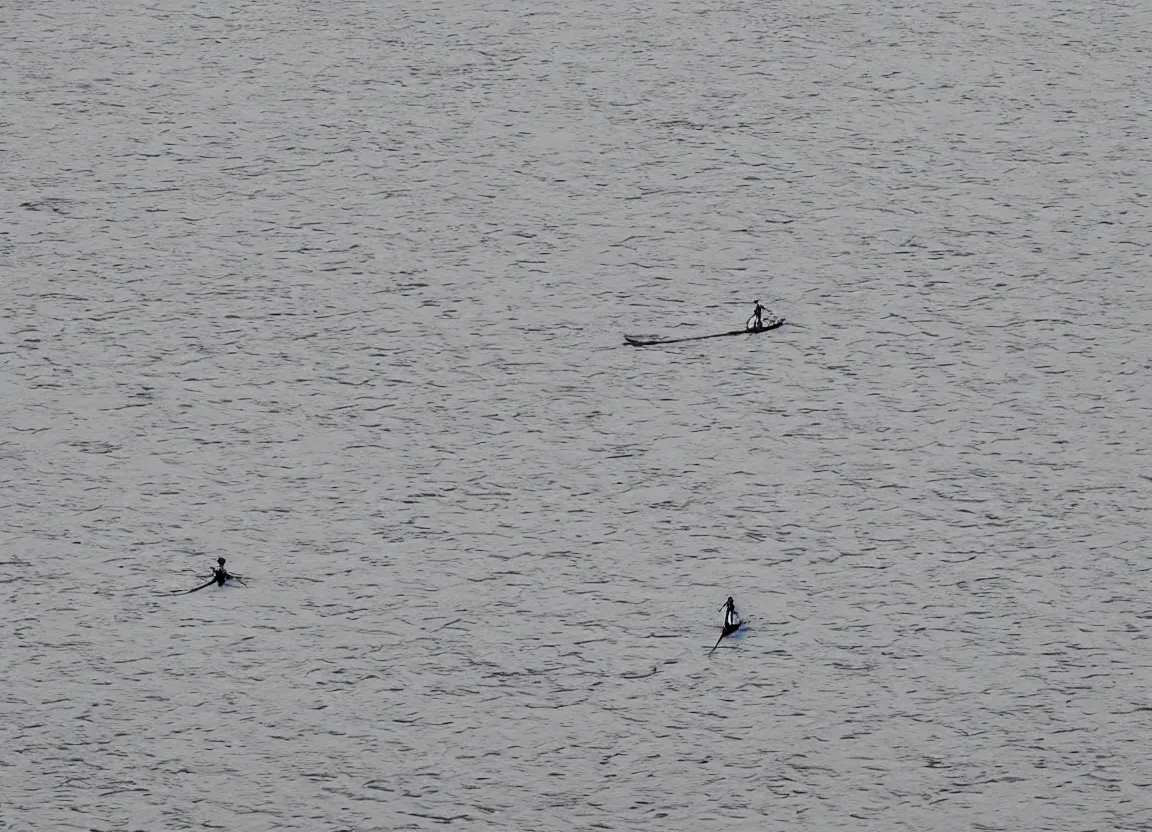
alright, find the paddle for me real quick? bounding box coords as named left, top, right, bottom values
left=172, top=577, right=216, bottom=595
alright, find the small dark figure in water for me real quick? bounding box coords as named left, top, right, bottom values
left=747, top=301, right=766, bottom=331
left=720, top=596, right=740, bottom=632
left=710, top=596, right=743, bottom=654
left=174, top=557, right=246, bottom=594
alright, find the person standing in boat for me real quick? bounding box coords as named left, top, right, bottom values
left=709, top=595, right=744, bottom=653
left=721, top=596, right=740, bottom=630
left=747, top=300, right=766, bottom=331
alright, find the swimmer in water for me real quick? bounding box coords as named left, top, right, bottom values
left=174, top=557, right=246, bottom=594
left=211, top=557, right=232, bottom=586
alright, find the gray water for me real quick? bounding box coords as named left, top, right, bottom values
left=4, top=0, right=1152, bottom=829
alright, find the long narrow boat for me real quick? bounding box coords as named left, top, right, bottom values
left=624, top=317, right=784, bottom=347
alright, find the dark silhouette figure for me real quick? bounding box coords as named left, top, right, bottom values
left=710, top=596, right=743, bottom=654
left=721, top=596, right=739, bottom=630
left=211, top=556, right=231, bottom=586
left=747, top=301, right=766, bottom=331
left=175, top=557, right=246, bottom=594
left=625, top=304, right=784, bottom=347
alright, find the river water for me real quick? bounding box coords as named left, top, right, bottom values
left=3, top=0, right=1152, bottom=829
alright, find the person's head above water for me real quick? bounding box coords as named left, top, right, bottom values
left=217, top=557, right=226, bottom=566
